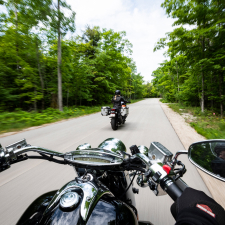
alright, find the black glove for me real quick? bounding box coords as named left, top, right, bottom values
left=171, top=187, right=225, bottom=225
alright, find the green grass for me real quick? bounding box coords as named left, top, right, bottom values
left=0, top=106, right=100, bottom=134
left=168, top=103, right=225, bottom=139
left=0, top=99, right=144, bottom=134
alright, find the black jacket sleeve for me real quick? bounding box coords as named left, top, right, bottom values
left=175, top=208, right=219, bottom=225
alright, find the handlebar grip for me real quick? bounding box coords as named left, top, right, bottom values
left=161, top=178, right=183, bottom=201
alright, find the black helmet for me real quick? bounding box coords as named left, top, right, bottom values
left=115, top=90, right=121, bottom=95
left=214, top=143, right=225, bottom=157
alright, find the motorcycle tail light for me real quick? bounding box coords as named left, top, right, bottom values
left=111, top=109, right=115, bottom=111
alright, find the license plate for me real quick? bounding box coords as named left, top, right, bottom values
left=110, top=114, right=115, bottom=117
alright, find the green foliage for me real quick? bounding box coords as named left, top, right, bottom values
left=168, top=103, right=225, bottom=139
left=0, top=2, right=145, bottom=111
left=190, top=143, right=215, bottom=172
left=152, top=0, right=225, bottom=116
left=0, top=106, right=101, bottom=133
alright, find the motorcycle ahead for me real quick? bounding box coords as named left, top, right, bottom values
left=101, top=100, right=130, bottom=130
left=0, top=138, right=225, bottom=225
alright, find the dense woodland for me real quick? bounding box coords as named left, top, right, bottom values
left=153, top=0, right=225, bottom=116
left=0, top=0, right=150, bottom=112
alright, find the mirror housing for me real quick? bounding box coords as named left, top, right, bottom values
left=188, top=140, right=225, bottom=182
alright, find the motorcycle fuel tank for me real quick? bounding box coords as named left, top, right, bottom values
left=16, top=180, right=138, bottom=225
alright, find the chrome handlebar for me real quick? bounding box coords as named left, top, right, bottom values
left=12, top=146, right=64, bottom=158
left=0, top=139, right=64, bottom=169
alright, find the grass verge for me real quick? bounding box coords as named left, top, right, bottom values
left=0, top=99, right=144, bottom=134
left=0, top=106, right=100, bottom=134
left=167, top=103, right=225, bottom=139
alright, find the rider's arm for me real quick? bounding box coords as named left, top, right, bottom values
left=175, top=207, right=219, bottom=225
left=172, top=188, right=225, bottom=225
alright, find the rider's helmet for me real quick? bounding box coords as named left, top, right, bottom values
left=115, top=90, right=121, bottom=95
left=211, top=142, right=225, bottom=178
left=214, top=143, right=225, bottom=157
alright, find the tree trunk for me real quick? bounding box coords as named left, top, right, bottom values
left=38, top=63, right=45, bottom=110
left=201, top=34, right=205, bottom=112
left=201, top=66, right=204, bottom=112
left=57, top=0, right=63, bottom=111
left=36, top=39, right=45, bottom=110
left=14, top=4, right=19, bottom=71
left=34, top=88, right=37, bottom=112
left=211, top=73, right=213, bottom=109
left=219, top=73, right=223, bottom=118
left=67, top=89, right=69, bottom=107
left=176, top=61, right=179, bottom=92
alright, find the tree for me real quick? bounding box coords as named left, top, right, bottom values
left=152, top=0, right=225, bottom=115
left=48, top=0, right=75, bottom=111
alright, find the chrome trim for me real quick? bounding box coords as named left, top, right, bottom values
left=60, top=192, right=80, bottom=208
left=136, top=174, right=148, bottom=188
left=76, top=143, right=91, bottom=150
left=171, top=150, right=188, bottom=167
left=138, top=145, right=148, bottom=156
left=98, top=138, right=127, bottom=156
left=189, top=139, right=225, bottom=146
left=3, top=145, right=64, bottom=162
left=44, top=174, right=113, bottom=221
left=14, top=146, right=64, bottom=157
left=64, top=148, right=124, bottom=166
left=148, top=142, right=173, bottom=164
left=5, top=139, right=28, bottom=153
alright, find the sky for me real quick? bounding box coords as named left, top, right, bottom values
left=67, top=0, right=176, bottom=82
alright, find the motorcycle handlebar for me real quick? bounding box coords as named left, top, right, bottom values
left=160, top=177, right=183, bottom=201
left=0, top=146, right=64, bottom=170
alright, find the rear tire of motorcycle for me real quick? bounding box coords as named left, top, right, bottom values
left=111, top=118, right=118, bottom=130
left=122, top=116, right=126, bottom=124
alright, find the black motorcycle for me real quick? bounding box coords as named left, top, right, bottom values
left=0, top=138, right=224, bottom=225
left=101, top=101, right=130, bottom=130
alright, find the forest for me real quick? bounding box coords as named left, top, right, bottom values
left=0, top=0, right=151, bottom=113
left=152, top=0, right=225, bottom=117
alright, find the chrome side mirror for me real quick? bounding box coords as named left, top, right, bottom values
left=188, top=140, right=225, bottom=182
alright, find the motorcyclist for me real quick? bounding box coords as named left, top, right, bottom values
left=211, top=143, right=225, bottom=178
left=173, top=188, right=225, bottom=225
left=111, top=90, right=126, bottom=123
left=111, top=90, right=126, bottom=108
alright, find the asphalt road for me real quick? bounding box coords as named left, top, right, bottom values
left=0, top=98, right=210, bottom=225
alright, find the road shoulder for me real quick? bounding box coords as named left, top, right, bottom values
left=159, top=100, right=225, bottom=209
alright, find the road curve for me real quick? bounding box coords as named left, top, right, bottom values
left=0, top=98, right=210, bottom=225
